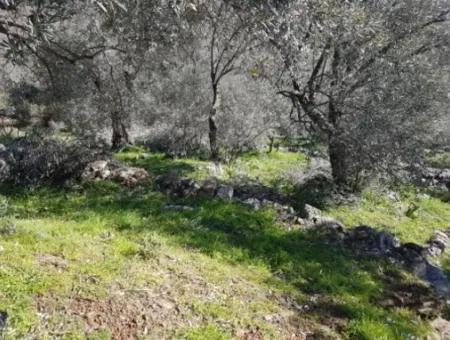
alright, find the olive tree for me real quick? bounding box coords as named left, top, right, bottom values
left=263, top=0, right=450, bottom=187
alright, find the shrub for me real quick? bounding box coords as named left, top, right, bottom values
left=0, top=130, right=108, bottom=186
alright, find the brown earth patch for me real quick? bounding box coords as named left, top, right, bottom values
left=35, top=254, right=68, bottom=270
left=35, top=290, right=181, bottom=340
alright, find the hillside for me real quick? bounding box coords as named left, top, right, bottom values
left=0, top=149, right=448, bottom=339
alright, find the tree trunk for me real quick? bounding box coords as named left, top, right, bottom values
left=111, top=111, right=129, bottom=150
left=328, top=134, right=350, bottom=187
left=209, top=85, right=219, bottom=160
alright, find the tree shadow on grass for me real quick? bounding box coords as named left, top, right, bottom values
left=3, top=183, right=432, bottom=338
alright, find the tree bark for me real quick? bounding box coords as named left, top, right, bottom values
left=328, top=134, right=350, bottom=187
left=111, top=111, right=129, bottom=150
left=209, top=85, right=219, bottom=160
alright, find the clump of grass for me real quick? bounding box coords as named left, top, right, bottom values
left=181, top=324, right=228, bottom=340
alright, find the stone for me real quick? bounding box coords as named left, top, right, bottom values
left=111, top=167, right=150, bottom=186
left=429, top=231, right=449, bottom=251
left=242, top=198, right=261, bottom=210
left=315, top=219, right=347, bottom=243
left=216, top=185, right=234, bottom=200
left=386, top=191, right=399, bottom=201
left=48, top=120, right=66, bottom=131
left=412, top=261, right=450, bottom=296
left=424, top=231, right=449, bottom=258
left=198, top=178, right=218, bottom=197
left=302, top=204, right=322, bottom=221
left=431, top=318, right=450, bottom=340
left=376, top=231, right=401, bottom=253
left=82, top=160, right=110, bottom=180
left=346, top=226, right=399, bottom=255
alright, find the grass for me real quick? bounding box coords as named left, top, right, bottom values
left=326, top=187, right=450, bottom=243
left=115, top=146, right=307, bottom=187
left=0, top=148, right=447, bottom=339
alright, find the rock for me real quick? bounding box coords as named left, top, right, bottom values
left=242, top=198, right=261, bottom=210
left=412, top=261, right=450, bottom=296
left=315, top=219, right=347, bottom=243
left=0, top=144, right=6, bottom=152
left=346, top=226, right=399, bottom=255
left=302, top=204, right=322, bottom=221
left=48, top=120, right=66, bottom=131
left=396, top=243, right=427, bottom=261
left=386, top=191, right=400, bottom=201
left=431, top=318, right=450, bottom=340
left=82, top=160, right=110, bottom=180
left=429, top=231, right=449, bottom=251
left=155, top=171, right=179, bottom=193
left=216, top=185, right=234, bottom=200
left=198, top=178, right=218, bottom=197
left=111, top=167, right=150, bottom=186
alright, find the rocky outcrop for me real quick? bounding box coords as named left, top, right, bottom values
left=155, top=173, right=450, bottom=296
left=297, top=205, right=450, bottom=296
left=425, top=230, right=449, bottom=257
left=82, top=161, right=150, bottom=186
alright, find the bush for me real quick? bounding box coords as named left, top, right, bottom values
left=0, top=131, right=108, bottom=186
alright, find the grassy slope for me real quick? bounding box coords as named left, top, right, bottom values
left=0, top=149, right=448, bottom=339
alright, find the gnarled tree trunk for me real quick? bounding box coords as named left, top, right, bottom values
left=328, top=133, right=350, bottom=187
left=111, top=111, right=129, bottom=150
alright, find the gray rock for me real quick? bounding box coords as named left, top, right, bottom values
left=110, top=167, right=149, bottom=186
left=346, top=226, right=399, bottom=255
left=216, top=185, right=234, bottom=200
left=198, top=178, right=218, bottom=197
left=243, top=198, right=261, bottom=210
left=425, top=231, right=449, bottom=257
left=412, top=261, right=450, bottom=296
left=82, top=160, right=110, bottom=180
left=302, top=204, right=322, bottom=222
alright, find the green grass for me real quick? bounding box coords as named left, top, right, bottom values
left=0, top=149, right=446, bottom=339
left=115, top=147, right=307, bottom=186
left=0, top=181, right=434, bottom=339
left=326, top=187, right=450, bottom=243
